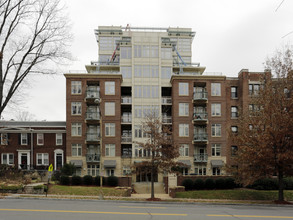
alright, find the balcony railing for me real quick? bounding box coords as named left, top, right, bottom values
left=121, top=115, right=132, bottom=123
left=86, top=133, right=101, bottom=142
left=121, top=136, right=132, bottom=143
left=121, top=96, right=132, bottom=104
left=193, top=113, right=208, bottom=120
left=86, top=153, right=100, bottom=162
left=193, top=133, right=208, bottom=142
left=193, top=92, right=208, bottom=100
left=162, top=97, right=172, bottom=105
left=162, top=116, right=172, bottom=124
left=86, top=112, right=100, bottom=120
left=86, top=90, right=100, bottom=99
left=194, top=153, right=208, bottom=162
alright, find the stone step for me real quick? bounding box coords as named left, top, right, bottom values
left=133, top=182, right=166, bottom=194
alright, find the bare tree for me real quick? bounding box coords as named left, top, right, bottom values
left=231, top=47, right=293, bottom=202
left=15, top=110, right=35, bottom=121
left=134, top=114, right=181, bottom=200
left=0, top=0, right=72, bottom=117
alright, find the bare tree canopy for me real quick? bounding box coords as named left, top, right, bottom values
left=0, top=0, right=72, bottom=117
left=231, top=47, right=293, bottom=202
left=134, top=114, right=181, bottom=199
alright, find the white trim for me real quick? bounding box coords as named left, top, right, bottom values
left=54, top=149, right=64, bottom=170
left=17, top=150, right=30, bottom=170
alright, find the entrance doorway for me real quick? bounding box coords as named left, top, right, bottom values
left=18, top=151, right=30, bottom=170
left=136, top=167, right=158, bottom=182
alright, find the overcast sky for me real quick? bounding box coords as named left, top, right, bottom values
left=2, top=0, right=293, bottom=121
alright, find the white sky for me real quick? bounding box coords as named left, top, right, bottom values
left=2, top=0, right=293, bottom=121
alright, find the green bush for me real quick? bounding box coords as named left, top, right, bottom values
left=182, top=179, right=193, bottom=191
left=215, top=178, right=226, bottom=189
left=61, top=163, right=76, bottom=176
left=107, top=176, right=118, bottom=187
left=71, top=175, right=82, bottom=185
left=60, top=175, right=70, bottom=185
left=0, top=185, right=23, bottom=190
left=205, top=178, right=215, bottom=189
left=193, top=178, right=205, bottom=190
left=83, top=175, right=93, bottom=185
left=284, top=177, right=293, bottom=190
left=33, top=185, right=44, bottom=190
left=251, top=178, right=278, bottom=190
left=224, top=178, right=237, bottom=189
left=51, top=171, right=61, bottom=182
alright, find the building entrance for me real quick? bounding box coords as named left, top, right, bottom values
left=136, top=167, right=158, bottom=182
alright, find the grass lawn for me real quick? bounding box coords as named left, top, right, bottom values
left=176, top=189, right=293, bottom=201
left=48, top=185, right=128, bottom=197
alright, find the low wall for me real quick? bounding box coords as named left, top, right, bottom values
left=118, top=177, right=132, bottom=187
left=169, top=186, right=185, bottom=198
left=177, top=176, right=230, bottom=186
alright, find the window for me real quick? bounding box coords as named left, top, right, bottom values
left=72, top=144, right=82, bottom=156
left=179, top=82, right=189, bottom=96
left=106, top=169, right=115, bottom=177
left=135, top=145, right=150, bottom=158
left=179, top=124, right=189, bottom=137
left=1, top=133, right=8, bottom=145
left=213, top=167, right=221, bottom=176
left=71, top=81, right=82, bottom=94
left=194, top=165, right=206, bottom=175
left=105, top=144, right=115, bottom=157
left=179, top=103, right=189, bottom=116
left=105, top=102, right=115, bottom=116
left=211, top=83, right=221, bottom=96
left=37, top=133, right=44, bottom=145
left=1, top=153, right=14, bottom=165
left=179, top=144, right=189, bottom=157
left=121, top=66, right=132, bottom=79
left=71, top=123, right=82, bottom=136
left=56, top=133, right=62, bottom=145
left=231, top=146, right=238, bottom=156
left=123, top=166, right=131, bottom=175
left=211, top=103, right=221, bottom=116
left=231, top=86, right=238, bottom=98
left=212, top=124, right=221, bottom=137
left=21, top=133, right=28, bottom=145
left=134, top=125, right=142, bottom=138
left=71, top=102, right=81, bottom=115
left=134, top=85, right=159, bottom=98
left=231, top=106, right=238, bottom=118
left=105, top=81, right=115, bottom=95
left=212, top=144, right=221, bottom=156
left=105, top=123, right=115, bottom=136
left=120, top=47, right=132, bottom=59
left=249, top=84, right=260, bottom=96
left=99, top=36, right=120, bottom=51
left=37, top=153, right=49, bottom=165
left=161, top=48, right=172, bottom=59
left=231, top=126, right=238, bottom=133
left=161, top=67, right=172, bottom=79
left=87, top=164, right=100, bottom=176
left=134, top=45, right=142, bottom=57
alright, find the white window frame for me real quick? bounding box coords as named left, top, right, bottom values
left=213, top=167, right=221, bottom=176
left=105, top=123, right=115, bottom=137
left=36, top=153, right=49, bottom=166
left=71, top=123, right=82, bottom=136
left=211, top=103, right=221, bottom=116
left=56, top=133, right=63, bottom=145
left=87, top=164, right=100, bottom=176
left=179, top=82, right=189, bottom=96
left=105, top=81, right=115, bottom=95
left=231, top=106, right=238, bottom=118
left=37, top=133, right=44, bottom=145
left=179, top=124, right=189, bottom=137
left=211, top=83, right=221, bottom=96
left=71, top=102, right=82, bottom=115
left=179, top=103, right=189, bottom=116
left=212, top=143, right=221, bottom=156
left=21, top=133, right=28, bottom=145
left=106, top=169, right=115, bottom=177
left=72, top=144, right=82, bottom=157
left=212, top=124, right=221, bottom=137
left=105, top=144, right=115, bottom=157
left=134, top=125, right=142, bottom=138
left=179, top=144, right=189, bottom=157
left=104, top=102, right=115, bottom=116
left=71, top=81, right=82, bottom=94
left=1, top=153, right=14, bottom=165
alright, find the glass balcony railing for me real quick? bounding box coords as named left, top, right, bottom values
left=194, top=153, right=208, bottom=162
left=162, top=116, right=172, bottom=124
left=86, top=133, right=101, bottom=142
left=162, top=97, right=172, bottom=104
left=86, top=112, right=100, bottom=120
left=121, top=115, right=132, bottom=123
left=193, top=112, right=208, bottom=120
left=193, top=92, right=208, bottom=100
left=193, top=133, right=208, bottom=142
left=86, top=90, right=100, bottom=99
left=121, top=136, right=132, bottom=143
left=86, top=153, right=100, bottom=162
left=121, top=96, right=132, bottom=104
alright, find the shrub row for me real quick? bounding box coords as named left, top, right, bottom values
left=59, top=175, right=119, bottom=187
left=248, top=177, right=293, bottom=190
left=182, top=178, right=237, bottom=191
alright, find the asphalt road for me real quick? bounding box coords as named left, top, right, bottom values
left=0, top=198, right=293, bottom=220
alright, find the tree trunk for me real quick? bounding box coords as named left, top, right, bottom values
left=151, top=151, right=155, bottom=199
left=278, top=166, right=284, bottom=202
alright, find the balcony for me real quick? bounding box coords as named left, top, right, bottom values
left=121, top=115, right=132, bottom=124
left=194, top=153, right=208, bottom=163
left=193, top=92, right=208, bottom=102
left=121, top=96, right=132, bottom=104
left=193, top=113, right=208, bottom=124
left=121, top=135, right=132, bottom=143
left=86, top=90, right=100, bottom=103
left=85, top=112, right=100, bottom=123
left=86, top=133, right=101, bottom=143
left=86, top=153, right=100, bottom=163
left=193, top=133, right=208, bottom=143
left=162, top=97, right=172, bottom=105
left=162, top=116, right=172, bottom=124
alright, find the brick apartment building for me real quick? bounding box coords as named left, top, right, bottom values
left=0, top=121, right=66, bottom=170
left=64, top=25, right=267, bottom=183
